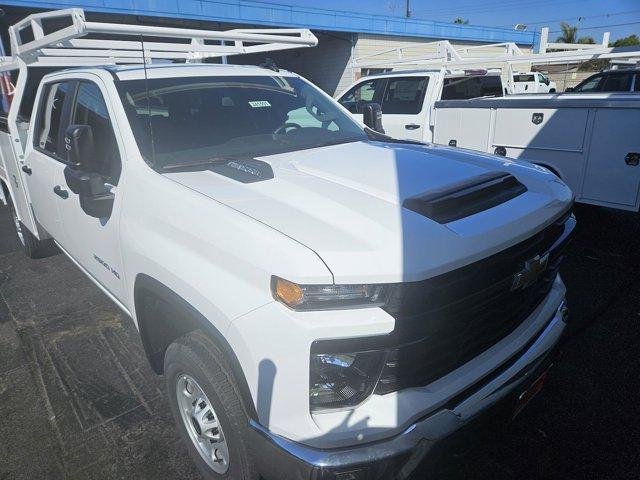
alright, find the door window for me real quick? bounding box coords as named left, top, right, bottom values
left=573, top=74, right=604, bottom=92
left=635, top=74, right=640, bottom=92
left=600, top=72, right=633, bottom=92
left=338, top=79, right=384, bottom=113
left=34, top=81, right=71, bottom=158
left=441, top=76, right=503, bottom=100
left=71, top=82, right=122, bottom=184
left=380, top=77, right=428, bottom=114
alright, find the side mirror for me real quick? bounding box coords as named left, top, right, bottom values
left=64, top=167, right=115, bottom=218
left=362, top=102, right=385, bottom=134
left=566, top=87, right=574, bottom=92
left=65, top=124, right=95, bottom=170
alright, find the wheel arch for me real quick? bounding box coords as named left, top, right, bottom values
left=134, top=273, right=258, bottom=420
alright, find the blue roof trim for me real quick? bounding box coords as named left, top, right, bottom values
left=1, top=0, right=537, bottom=45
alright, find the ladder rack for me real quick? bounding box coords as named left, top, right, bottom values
left=0, top=8, right=318, bottom=71
left=354, top=27, right=640, bottom=70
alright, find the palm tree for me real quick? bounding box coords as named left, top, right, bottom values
left=556, top=22, right=578, bottom=43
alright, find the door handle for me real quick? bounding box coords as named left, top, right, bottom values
left=53, top=185, right=69, bottom=199
left=21, top=165, right=32, bottom=175
left=405, top=124, right=420, bottom=130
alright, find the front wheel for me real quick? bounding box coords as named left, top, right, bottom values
left=164, top=330, right=258, bottom=480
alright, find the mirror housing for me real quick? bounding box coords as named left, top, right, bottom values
left=566, top=87, right=574, bottom=92
left=361, top=102, right=385, bottom=134
left=65, top=124, right=95, bottom=170
left=63, top=167, right=115, bottom=219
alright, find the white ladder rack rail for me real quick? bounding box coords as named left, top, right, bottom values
left=0, top=8, right=318, bottom=71
left=353, top=27, right=640, bottom=70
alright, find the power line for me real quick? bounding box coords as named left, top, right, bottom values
left=497, top=9, right=640, bottom=28
left=549, top=21, right=640, bottom=34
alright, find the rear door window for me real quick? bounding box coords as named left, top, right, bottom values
left=514, top=74, right=535, bottom=82
left=441, top=76, right=503, bottom=100
left=573, top=74, right=604, bottom=92
left=34, top=81, right=72, bottom=159
left=600, top=72, right=633, bottom=92
left=635, top=74, right=640, bottom=92
left=380, top=76, right=429, bottom=114
left=338, top=78, right=384, bottom=113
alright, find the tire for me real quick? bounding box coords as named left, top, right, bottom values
left=6, top=195, right=55, bottom=259
left=164, top=330, right=258, bottom=480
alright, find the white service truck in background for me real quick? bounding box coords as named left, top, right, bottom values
left=433, top=93, right=640, bottom=212
left=1, top=9, right=575, bottom=480
left=336, top=69, right=504, bottom=141
left=511, top=72, right=557, bottom=93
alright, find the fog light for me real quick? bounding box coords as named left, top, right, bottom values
left=310, top=350, right=386, bottom=411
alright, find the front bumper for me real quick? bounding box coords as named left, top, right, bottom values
left=248, top=300, right=568, bottom=480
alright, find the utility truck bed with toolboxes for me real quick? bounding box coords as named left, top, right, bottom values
left=433, top=93, right=640, bottom=212
left=0, top=9, right=575, bottom=480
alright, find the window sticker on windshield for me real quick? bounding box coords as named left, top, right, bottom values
left=248, top=100, right=271, bottom=108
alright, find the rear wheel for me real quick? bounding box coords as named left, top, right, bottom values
left=7, top=195, right=55, bottom=258
left=164, top=330, right=258, bottom=480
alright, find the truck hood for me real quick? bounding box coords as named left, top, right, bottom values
left=165, top=141, right=573, bottom=283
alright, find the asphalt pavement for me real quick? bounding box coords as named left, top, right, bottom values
left=0, top=203, right=638, bottom=480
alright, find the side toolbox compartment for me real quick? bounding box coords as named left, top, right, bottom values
left=433, top=106, right=493, bottom=153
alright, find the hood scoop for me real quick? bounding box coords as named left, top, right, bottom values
left=210, top=158, right=274, bottom=183
left=403, top=171, right=527, bottom=224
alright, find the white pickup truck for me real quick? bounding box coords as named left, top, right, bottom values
left=433, top=93, right=640, bottom=212
left=510, top=72, right=557, bottom=94
left=336, top=69, right=504, bottom=141
left=1, top=10, right=575, bottom=480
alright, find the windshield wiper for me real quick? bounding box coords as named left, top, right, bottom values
left=161, top=157, right=240, bottom=172
left=364, top=127, right=426, bottom=145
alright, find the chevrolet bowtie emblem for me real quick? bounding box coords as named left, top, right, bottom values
left=511, top=253, right=549, bottom=291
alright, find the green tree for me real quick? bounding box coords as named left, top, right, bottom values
left=454, top=17, right=469, bottom=24
left=577, top=36, right=595, bottom=44
left=611, top=34, right=640, bottom=47
left=556, top=22, right=578, bottom=43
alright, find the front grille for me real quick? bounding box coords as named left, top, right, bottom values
left=374, top=209, right=575, bottom=395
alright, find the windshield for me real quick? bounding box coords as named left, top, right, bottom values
left=116, top=75, right=367, bottom=170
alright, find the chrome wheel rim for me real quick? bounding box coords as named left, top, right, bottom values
left=176, top=374, right=229, bottom=473
left=11, top=207, right=25, bottom=246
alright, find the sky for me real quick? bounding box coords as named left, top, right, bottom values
left=256, top=0, right=640, bottom=43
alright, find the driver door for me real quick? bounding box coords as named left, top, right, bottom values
left=56, top=79, right=127, bottom=304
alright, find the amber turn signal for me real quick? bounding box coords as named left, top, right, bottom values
left=273, top=277, right=304, bottom=307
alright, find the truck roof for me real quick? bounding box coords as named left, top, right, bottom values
left=46, top=63, right=293, bottom=82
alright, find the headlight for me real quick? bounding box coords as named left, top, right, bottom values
left=309, top=350, right=386, bottom=411
left=271, top=276, right=391, bottom=311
